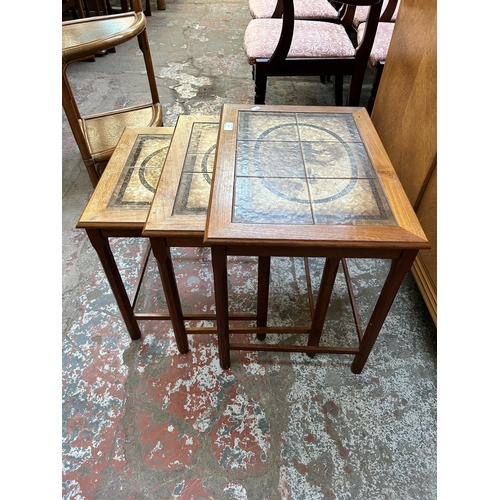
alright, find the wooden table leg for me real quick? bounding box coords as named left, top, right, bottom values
left=307, top=257, right=341, bottom=354
left=149, top=238, right=189, bottom=354
left=86, top=229, right=141, bottom=341
left=212, top=246, right=230, bottom=369
left=256, top=256, right=271, bottom=341
left=351, top=250, right=418, bottom=374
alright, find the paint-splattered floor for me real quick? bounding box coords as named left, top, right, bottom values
left=62, top=2, right=437, bottom=498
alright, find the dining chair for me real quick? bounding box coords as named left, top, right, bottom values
left=248, top=0, right=341, bottom=21
left=358, top=20, right=395, bottom=114
left=248, top=0, right=343, bottom=85
left=243, top=0, right=384, bottom=105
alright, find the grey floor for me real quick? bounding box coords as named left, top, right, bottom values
left=60, top=1, right=440, bottom=498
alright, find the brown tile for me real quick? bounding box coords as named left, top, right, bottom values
left=174, top=172, right=213, bottom=215
left=236, top=140, right=305, bottom=178
left=233, top=176, right=313, bottom=224
left=237, top=111, right=300, bottom=141
left=310, top=178, right=396, bottom=225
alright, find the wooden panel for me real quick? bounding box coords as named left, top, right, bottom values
left=413, top=164, right=437, bottom=324
left=370, top=0, right=437, bottom=324
left=371, top=0, right=437, bottom=207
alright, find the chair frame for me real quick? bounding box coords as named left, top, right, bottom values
left=250, top=0, right=384, bottom=105
left=351, top=0, right=399, bottom=113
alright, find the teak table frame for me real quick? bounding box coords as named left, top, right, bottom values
left=142, top=115, right=270, bottom=347
left=204, top=104, right=430, bottom=373
left=76, top=127, right=183, bottom=345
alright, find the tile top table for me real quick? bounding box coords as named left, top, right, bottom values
left=142, top=115, right=263, bottom=344
left=204, top=104, right=430, bottom=373
left=76, top=126, right=175, bottom=342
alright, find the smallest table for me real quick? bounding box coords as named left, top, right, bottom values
left=204, top=104, right=430, bottom=373
left=76, top=127, right=186, bottom=346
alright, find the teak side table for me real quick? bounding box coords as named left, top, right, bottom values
left=204, top=104, right=430, bottom=373
left=142, top=115, right=266, bottom=346
left=62, top=0, right=162, bottom=187
left=76, top=127, right=177, bottom=344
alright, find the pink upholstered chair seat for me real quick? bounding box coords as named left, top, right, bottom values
left=249, top=0, right=339, bottom=20
left=244, top=18, right=356, bottom=65
left=354, top=0, right=399, bottom=27
left=358, top=21, right=394, bottom=66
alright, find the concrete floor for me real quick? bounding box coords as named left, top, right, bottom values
left=62, top=2, right=437, bottom=498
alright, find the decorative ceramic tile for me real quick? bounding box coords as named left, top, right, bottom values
left=237, top=112, right=300, bottom=142
left=173, top=122, right=219, bottom=215
left=309, top=178, right=395, bottom=225
left=296, top=112, right=361, bottom=142
left=302, top=141, right=377, bottom=179
left=233, top=111, right=396, bottom=226
left=233, top=176, right=314, bottom=224
left=236, top=140, right=305, bottom=178
left=107, top=134, right=172, bottom=208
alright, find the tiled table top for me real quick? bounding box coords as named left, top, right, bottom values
left=205, top=104, right=428, bottom=251
left=233, top=110, right=396, bottom=226
left=77, top=127, right=174, bottom=230
left=143, top=115, right=220, bottom=238
left=172, top=121, right=219, bottom=216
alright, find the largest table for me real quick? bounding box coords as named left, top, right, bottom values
left=204, top=104, right=430, bottom=373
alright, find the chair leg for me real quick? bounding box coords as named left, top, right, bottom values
left=254, top=64, right=267, bottom=105
left=367, top=62, right=384, bottom=115
left=346, top=67, right=365, bottom=107
left=334, top=75, right=343, bottom=105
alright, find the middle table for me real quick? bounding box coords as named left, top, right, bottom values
left=142, top=114, right=267, bottom=345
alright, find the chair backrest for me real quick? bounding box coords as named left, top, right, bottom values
left=380, top=0, right=399, bottom=22
left=344, top=1, right=384, bottom=62
left=350, top=0, right=399, bottom=27
left=268, top=0, right=383, bottom=68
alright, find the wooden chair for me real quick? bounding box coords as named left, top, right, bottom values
left=248, top=0, right=340, bottom=21
left=359, top=21, right=395, bottom=114
left=347, top=0, right=398, bottom=113
left=105, top=0, right=152, bottom=17
left=62, top=0, right=85, bottom=19
left=80, top=0, right=110, bottom=16
left=243, top=0, right=384, bottom=105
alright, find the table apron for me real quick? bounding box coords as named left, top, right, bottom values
left=222, top=245, right=406, bottom=260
